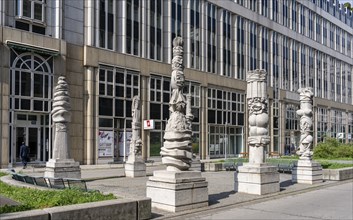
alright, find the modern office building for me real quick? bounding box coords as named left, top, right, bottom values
left=0, top=0, right=352, bottom=168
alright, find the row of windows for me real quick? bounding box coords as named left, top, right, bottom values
left=236, top=0, right=353, bottom=28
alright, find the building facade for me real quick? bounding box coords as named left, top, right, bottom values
left=0, top=0, right=352, bottom=167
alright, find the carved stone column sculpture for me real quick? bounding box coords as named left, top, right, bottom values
left=292, top=87, right=322, bottom=184
left=44, top=76, right=81, bottom=179
left=160, top=36, right=193, bottom=171
left=234, top=69, right=279, bottom=195
left=296, top=88, right=314, bottom=159
left=146, top=37, right=208, bottom=212
left=125, top=96, right=146, bottom=177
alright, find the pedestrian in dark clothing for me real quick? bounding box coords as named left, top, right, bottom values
left=20, top=142, right=29, bottom=169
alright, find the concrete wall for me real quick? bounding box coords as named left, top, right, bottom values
left=323, top=167, right=353, bottom=181
left=0, top=198, right=151, bottom=220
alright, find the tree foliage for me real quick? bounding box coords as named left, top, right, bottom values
left=313, top=138, right=353, bottom=159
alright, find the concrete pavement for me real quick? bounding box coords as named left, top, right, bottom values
left=179, top=181, right=353, bottom=220
left=4, top=163, right=352, bottom=219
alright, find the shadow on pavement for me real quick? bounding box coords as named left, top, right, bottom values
left=209, top=190, right=236, bottom=205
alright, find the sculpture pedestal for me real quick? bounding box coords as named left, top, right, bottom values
left=146, top=170, right=208, bottom=212
left=235, top=163, right=279, bottom=195
left=292, top=159, right=323, bottom=184
left=44, top=159, right=81, bottom=179
left=125, top=160, right=146, bottom=178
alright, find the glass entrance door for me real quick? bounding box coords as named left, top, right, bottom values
left=15, top=127, right=40, bottom=162
left=13, top=113, right=45, bottom=163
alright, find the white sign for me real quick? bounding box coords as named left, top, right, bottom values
left=98, top=130, right=114, bottom=157
left=144, top=120, right=155, bottom=130
left=348, top=134, right=352, bottom=140
left=336, top=133, right=344, bottom=139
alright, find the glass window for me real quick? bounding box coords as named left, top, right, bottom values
left=10, top=51, right=53, bottom=113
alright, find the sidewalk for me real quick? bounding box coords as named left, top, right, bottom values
left=8, top=163, right=346, bottom=219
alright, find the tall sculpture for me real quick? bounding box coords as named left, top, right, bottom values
left=160, top=37, right=193, bottom=171
left=125, top=96, right=146, bottom=177
left=147, top=37, right=208, bottom=212
left=234, top=69, right=279, bottom=195
left=296, top=88, right=314, bottom=159
left=52, top=76, right=71, bottom=159
left=45, top=76, right=81, bottom=179
left=247, top=70, right=270, bottom=164
left=292, top=87, right=322, bottom=184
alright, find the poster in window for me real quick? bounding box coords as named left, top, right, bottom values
left=98, top=130, right=114, bottom=157
left=118, top=131, right=132, bottom=157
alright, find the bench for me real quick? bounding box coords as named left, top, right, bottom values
left=239, top=152, right=249, bottom=158
left=47, top=177, right=66, bottom=189
left=23, top=175, right=36, bottom=184
left=277, top=163, right=293, bottom=173
left=66, top=178, right=88, bottom=191
left=145, top=160, right=154, bottom=166
left=12, top=173, right=27, bottom=182
left=33, top=176, right=49, bottom=187
left=223, top=162, right=237, bottom=171
left=269, top=152, right=281, bottom=158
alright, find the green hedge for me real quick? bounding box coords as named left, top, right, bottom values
left=313, top=138, right=353, bottom=159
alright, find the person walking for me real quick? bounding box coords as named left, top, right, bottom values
left=20, top=142, right=29, bottom=169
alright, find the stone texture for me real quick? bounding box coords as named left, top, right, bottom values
left=323, top=167, right=353, bottom=181
left=160, top=37, right=193, bottom=171
left=296, top=87, right=314, bottom=160
left=125, top=161, right=146, bottom=178
left=235, top=70, right=279, bottom=195
left=292, top=160, right=323, bottom=184
left=137, top=198, right=152, bottom=220
left=46, top=199, right=137, bottom=220
left=45, top=159, right=81, bottom=179
left=146, top=170, right=208, bottom=212
left=125, top=96, right=146, bottom=178
left=0, top=210, right=48, bottom=220
left=235, top=164, right=280, bottom=195
left=44, top=77, right=81, bottom=179
left=146, top=37, right=209, bottom=212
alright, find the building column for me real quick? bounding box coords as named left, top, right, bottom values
left=83, top=66, right=96, bottom=165
left=200, top=86, right=208, bottom=159
left=141, top=75, right=149, bottom=160
left=0, top=46, right=10, bottom=168
left=163, top=0, right=172, bottom=63
left=279, top=99, right=286, bottom=155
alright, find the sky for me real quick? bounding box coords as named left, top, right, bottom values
left=339, top=0, right=353, bottom=4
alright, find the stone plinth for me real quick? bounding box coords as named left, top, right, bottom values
left=146, top=170, right=208, bottom=212
left=292, top=160, right=323, bottom=184
left=125, top=161, right=146, bottom=177
left=234, top=163, right=279, bottom=195
left=44, top=159, right=81, bottom=179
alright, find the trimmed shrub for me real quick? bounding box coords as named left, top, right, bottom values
left=314, top=138, right=353, bottom=159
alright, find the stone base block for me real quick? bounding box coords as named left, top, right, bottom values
left=146, top=170, right=208, bottom=212
left=234, top=163, right=280, bottom=195
left=125, top=161, right=146, bottom=177
left=44, top=159, right=81, bottom=179
left=292, top=159, right=323, bottom=184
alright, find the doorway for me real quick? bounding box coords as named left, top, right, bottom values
left=13, top=113, right=50, bottom=163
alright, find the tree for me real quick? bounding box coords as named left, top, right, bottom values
left=344, top=2, right=353, bottom=12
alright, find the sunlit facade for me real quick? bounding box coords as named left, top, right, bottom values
left=0, top=0, right=352, bottom=167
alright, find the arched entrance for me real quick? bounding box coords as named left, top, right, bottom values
left=9, top=50, right=54, bottom=165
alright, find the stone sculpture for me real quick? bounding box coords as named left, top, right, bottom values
left=292, top=87, right=322, bottom=184
left=52, top=76, right=72, bottom=159
left=234, top=69, right=279, bottom=195
left=146, top=37, right=208, bottom=212
left=160, top=37, right=193, bottom=171
left=246, top=70, right=270, bottom=164
left=125, top=95, right=146, bottom=177
left=45, top=76, right=81, bottom=179
left=296, top=87, right=314, bottom=159
left=129, top=96, right=142, bottom=160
